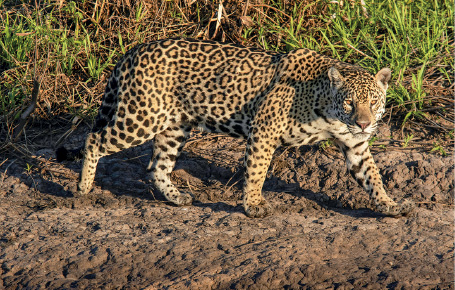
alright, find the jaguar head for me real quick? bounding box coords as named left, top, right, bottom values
left=328, top=66, right=391, bottom=138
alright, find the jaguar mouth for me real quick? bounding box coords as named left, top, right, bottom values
left=350, top=129, right=371, bottom=138
left=347, top=126, right=371, bottom=137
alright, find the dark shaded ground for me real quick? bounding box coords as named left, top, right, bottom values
left=0, top=124, right=453, bottom=289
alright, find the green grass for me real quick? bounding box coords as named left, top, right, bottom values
left=248, top=0, right=453, bottom=123
left=402, top=134, right=414, bottom=148
left=0, top=0, right=453, bottom=138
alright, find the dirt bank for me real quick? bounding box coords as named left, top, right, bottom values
left=0, top=126, right=453, bottom=289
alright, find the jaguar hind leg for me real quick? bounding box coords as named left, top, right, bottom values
left=77, top=117, right=156, bottom=195
left=147, top=124, right=192, bottom=205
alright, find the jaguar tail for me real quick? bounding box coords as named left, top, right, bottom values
left=56, top=146, right=84, bottom=162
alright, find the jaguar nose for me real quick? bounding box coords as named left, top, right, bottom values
left=356, top=120, right=371, bottom=130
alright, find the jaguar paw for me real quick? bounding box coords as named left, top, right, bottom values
left=76, top=184, right=91, bottom=196
left=244, top=200, right=273, bottom=218
left=173, top=192, right=193, bottom=206
left=397, top=199, right=415, bottom=216
left=376, top=199, right=415, bottom=217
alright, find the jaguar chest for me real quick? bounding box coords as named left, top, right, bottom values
left=280, top=118, right=339, bottom=147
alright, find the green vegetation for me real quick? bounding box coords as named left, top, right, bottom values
left=0, top=0, right=453, bottom=148
left=430, top=142, right=447, bottom=156
left=319, top=139, right=334, bottom=151
left=368, top=136, right=379, bottom=146
left=402, top=134, right=413, bottom=148
left=245, top=0, right=453, bottom=127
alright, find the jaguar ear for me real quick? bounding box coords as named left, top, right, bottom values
left=328, top=67, right=344, bottom=90
left=375, top=68, right=391, bottom=92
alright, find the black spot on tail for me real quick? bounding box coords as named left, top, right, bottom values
left=56, top=146, right=84, bottom=162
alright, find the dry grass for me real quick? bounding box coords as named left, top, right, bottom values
left=0, top=0, right=325, bottom=117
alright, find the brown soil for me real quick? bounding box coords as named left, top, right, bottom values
left=0, top=124, right=453, bottom=289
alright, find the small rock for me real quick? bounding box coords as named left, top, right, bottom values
left=380, top=217, right=400, bottom=224
left=356, top=224, right=378, bottom=231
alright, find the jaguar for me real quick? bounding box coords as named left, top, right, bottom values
left=57, top=38, right=414, bottom=218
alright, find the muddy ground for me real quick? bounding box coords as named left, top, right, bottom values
left=0, top=124, right=453, bottom=289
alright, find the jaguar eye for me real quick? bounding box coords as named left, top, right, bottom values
left=371, top=100, right=377, bottom=105
left=345, top=100, right=352, bottom=106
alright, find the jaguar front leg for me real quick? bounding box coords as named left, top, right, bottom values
left=339, top=141, right=415, bottom=216
left=242, top=127, right=279, bottom=218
